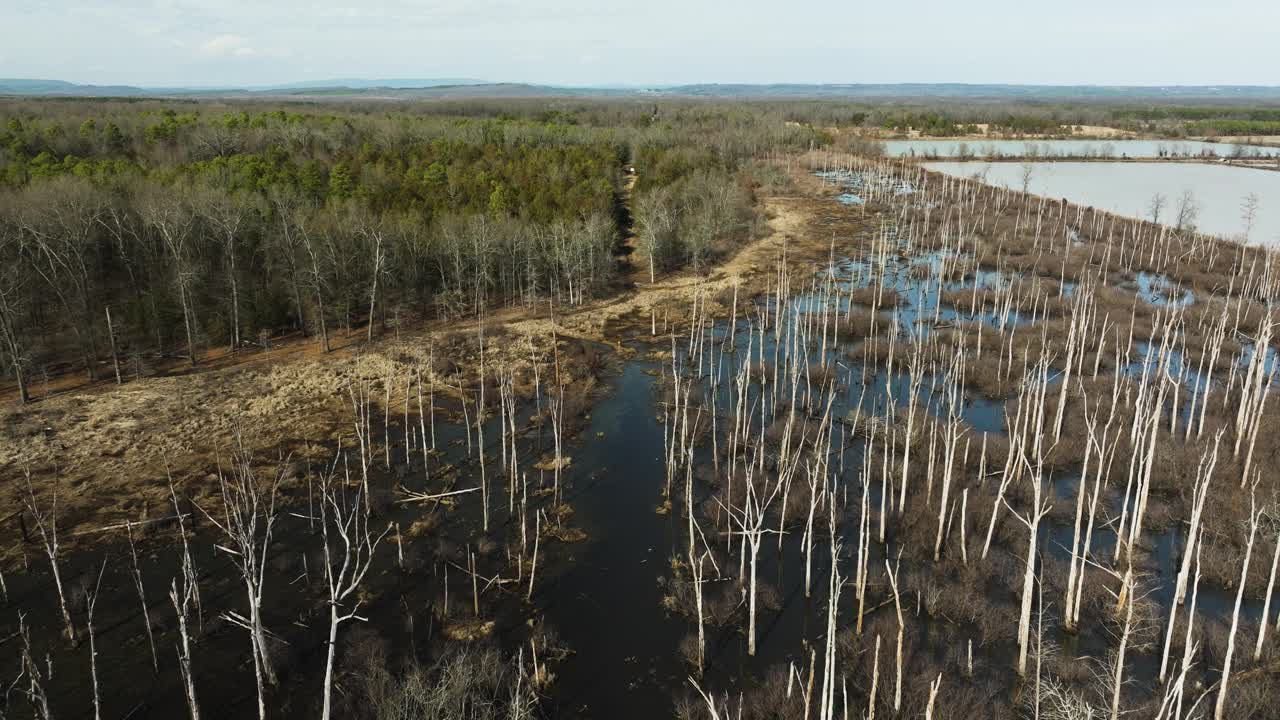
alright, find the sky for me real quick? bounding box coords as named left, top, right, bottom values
left=4, top=0, right=1280, bottom=88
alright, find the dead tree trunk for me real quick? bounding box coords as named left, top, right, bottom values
left=1256, top=511, right=1280, bottom=661
left=200, top=448, right=285, bottom=718
left=1013, top=460, right=1051, bottom=678
left=85, top=559, right=107, bottom=720
left=105, top=306, right=121, bottom=384
left=885, top=556, right=905, bottom=715
left=170, top=563, right=202, bottom=720
left=23, top=472, right=75, bottom=645
left=17, top=613, right=53, bottom=720
left=1215, top=488, right=1261, bottom=720
left=1111, top=567, right=1137, bottom=720
left=319, top=461, right=389, bottom=720
left=126, top=522, right=159, bottom=673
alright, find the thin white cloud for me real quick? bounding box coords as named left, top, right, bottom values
left=4, top=0, right=1278, bottom=87
left=199, top=34, right=255, bottom=57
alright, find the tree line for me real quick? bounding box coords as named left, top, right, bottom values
left=0, top=99, right=822, bottom=401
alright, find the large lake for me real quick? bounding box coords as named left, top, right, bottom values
left=924, top=161, right=1280, bottom=244
left=887, top=138, right=1279, bottom=159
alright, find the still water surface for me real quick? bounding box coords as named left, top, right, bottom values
left=925, top=160, right=1280, bottom=244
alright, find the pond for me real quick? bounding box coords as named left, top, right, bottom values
left=885, top=138, right=1279, bottom=159
left=924, top=160, right=1280, bottom=244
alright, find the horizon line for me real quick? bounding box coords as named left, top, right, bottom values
left=8, top=77, right=1280, bottom=91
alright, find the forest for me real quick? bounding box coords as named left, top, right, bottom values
left=0, top=99, right=812, bottom=400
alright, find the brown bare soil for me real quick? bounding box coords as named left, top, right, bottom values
left=615, top=171, right=646, bottom=287
left=1192, top=134, right=1280, bottom=148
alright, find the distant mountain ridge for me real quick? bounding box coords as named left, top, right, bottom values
left=657, top=83, right=1280, bottom=100
left=4, top=78, right=1280, bottom=102
left=259, top=78, right=486, bottom=90
left=0, top=77, right=492, bottom=96
left=0, top=78, right=158, bottom=96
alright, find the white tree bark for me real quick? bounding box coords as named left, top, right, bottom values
left=1215, top=491, right=1261, bottom=720
left=319, top=462, right=390, bottom=720
left=1252, top=516, right=1280, bottom=662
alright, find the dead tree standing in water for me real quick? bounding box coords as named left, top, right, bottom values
left=125, top=521, right=159, bottom=673
left=22, top=471, right=76, bottom=645
left=723, top=460, right=783, bottom=657
left=15, top=613, right=53, bottom=720
left=200, top=449, right=285, bottom=719
left=84, top=559, right=108, bottom=720
left=1215, top=486, right=1262, bottom=720
left=170, top=552, right=202, bottom=720
left=319, top=460, right=389, bottom=720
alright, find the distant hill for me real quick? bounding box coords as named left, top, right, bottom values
left=654, top=83, right=1280, bottom=101
left=258, top=78, right=486, bottom=90
left=308, top=83, right=653, bottom=99
left=5, top=78, right=1280, bottom=103
left=0, top=77, right=493, bottom=98
left=0, top=78, right=156, bottom=96
left=275, top=83, right=603, bottom=99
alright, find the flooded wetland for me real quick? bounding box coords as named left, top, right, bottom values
left=6, top=147, right=1280, bottom=720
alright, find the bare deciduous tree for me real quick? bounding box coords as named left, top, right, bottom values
left=1240, top=192, right=1261, bottom=244
left=170, top=559, right=202, bottom=720
left=319, top=459, right=390, bottom=720
left=0, top=216, right=31, bottom=403
left=22, top=472, right=76, bottom=645
left=84, top=559, right=108, bottom=720
left=1174, top=190, right=1199, bottom=234
left=140, top=190, right=200, bottom=365
left=200, top=445, right=285, bottom=719
left=15, top=613, right=53, bottom=720
left=1148, top=193, right=1167, bottom=225
left=195, top=189, right=253, bottom=350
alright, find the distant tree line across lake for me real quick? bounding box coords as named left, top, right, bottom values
left=773, top=101, right=1280, bottom=138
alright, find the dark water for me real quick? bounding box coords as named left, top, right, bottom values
left=541, top=358, right=683, bottom=719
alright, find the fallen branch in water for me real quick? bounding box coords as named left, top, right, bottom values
left=396, top=486, right=481, bottom=503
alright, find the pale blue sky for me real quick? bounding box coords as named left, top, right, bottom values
left=5, top=0, right=1278, bottom=87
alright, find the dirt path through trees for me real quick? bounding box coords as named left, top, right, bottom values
left=616, top=169, right=645, bottom=286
